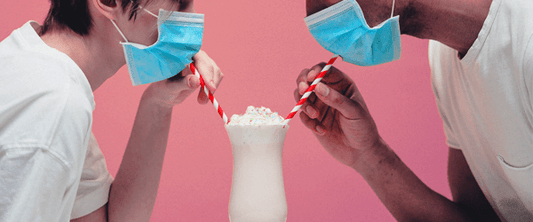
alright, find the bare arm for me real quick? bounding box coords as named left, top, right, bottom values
left=72, top=52, right=223, bottom=222
left=353, top=142, right=469, bottom=221
left=107, top=91, right=174, bottom=221
left=70, top=92, right=173, bottom=222
left=448, top=148, right=500, bottom=221
left=295, top=64, right=499, bottom=221
left=72, top=79, right=184, bottom=222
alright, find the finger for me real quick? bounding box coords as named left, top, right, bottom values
left=293, top=88, right=302, bottom=103
left=294, top=89, right=319, bottom=119
left=319, top=102, right=335, bottom=129
left=192, top=51, right=222, bottom=93
left=312, top=89, right=330, bottom=121
left=306, top=63, right=326, bottom=83
left=167, top=71, right=185, bottom=82
left=210, top=67, right=224, bottom=92
left=303, top=92, right=319, bottom=118
left=296, top=68, right=311, bottom=95
left=187, top=74, right=200, bottom=89
left=197, top=87, right=209, bottom=104
left=191, top=64, right=212, bottom=104
left=163, top=73, right=197, bottom=97
left=318, top=66, right=351, bottom=90
left=314, top=82, right=361, bottom=120
left=175, top=75, right=200, bottom=101
left=297, top=81, right=318, bottom=104
left=299, top=110, right=326, bottom=135
left=308, top=91, right=317, bottom=104
left=197, top=64, right=219, bottom=93
left=168, top=63, right=194, bottom=82
left=179, top=62, right=206, bottom=105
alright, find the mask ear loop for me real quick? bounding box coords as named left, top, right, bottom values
left=137, top=4, right=165, bottom=27
left=129, top=0, right=158, bottom=18
left=110, top=19, right=129, bottom=43
left=137, top=4, right=159, bottom=18
left=391, top=0, right=396, bottom=17
left=111, top=2, right=160, bottom=43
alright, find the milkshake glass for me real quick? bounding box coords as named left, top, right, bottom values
left=226, top=106, right=288, bottom=222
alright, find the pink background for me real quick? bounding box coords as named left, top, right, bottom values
left=1, top=0, right=450, bottom=221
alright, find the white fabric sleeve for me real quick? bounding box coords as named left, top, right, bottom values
left=70, top=133, right=114, bottom=219
left=0, top=146, right=71, bottom=222
left=428, top=40, right=461, bottom=150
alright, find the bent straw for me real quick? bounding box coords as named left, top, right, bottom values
left=284, top=55, right=339, bottom=125
left=190, top=63, right=229, bottom=124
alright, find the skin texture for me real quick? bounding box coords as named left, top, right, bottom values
left=38, top=0, right=222, bottom=221
left=297, top=0, right=499, bottom=221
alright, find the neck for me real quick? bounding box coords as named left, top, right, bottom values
left=395, top=0, right=492, bottom=55
left=39, top=20, right=125, bottom=91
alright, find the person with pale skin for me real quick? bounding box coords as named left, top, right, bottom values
left=0, top=0, right=222, bottom=221
left=297, top=0, right=533, bottom=221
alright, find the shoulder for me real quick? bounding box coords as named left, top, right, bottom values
left=0, top=21, right=94, bottom=115
left=491, top=0, right=533, bottom=48
left=428, top=40, right=461, bottom=84
left=0, top=21, right=92, bottom=102
left=428, top=40, right=456, bottom=67
left=0, top=42, right=94, bottom=151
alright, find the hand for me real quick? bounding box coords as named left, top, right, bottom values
left=294, top=63, right=383, bottom=169
left=306, top=0, right=342, bottom=16
left=191, top=50, right=224, bottom=105
left=146, top=50, right=224, bottom=108
left=143, top=64, right=201, bottom=109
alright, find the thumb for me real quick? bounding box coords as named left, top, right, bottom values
left=188, top=73, right=200, bottom=89
left=314, top=82, right=360, bottom=120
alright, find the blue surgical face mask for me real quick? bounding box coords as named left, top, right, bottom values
left=305, top=0, right=401, bottom=66
left=111, top=8, right=204, bottom=86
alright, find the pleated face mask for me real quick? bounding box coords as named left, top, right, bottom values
left=111, top=8, right=204, bottom=86
left=305, top=0, right=401, bottom=66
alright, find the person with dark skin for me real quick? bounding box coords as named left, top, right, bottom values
left=296, top=0, right=533, bottom=221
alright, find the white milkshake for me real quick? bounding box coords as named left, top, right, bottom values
left=226, top=106, right=288, bottom=222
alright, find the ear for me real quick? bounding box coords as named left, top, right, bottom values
left=93, top=0, right=122, bottom=20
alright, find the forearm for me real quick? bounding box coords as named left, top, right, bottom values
left=354, top=139, right=471, bottom=222
left=107, top=94, right=173, bottom=222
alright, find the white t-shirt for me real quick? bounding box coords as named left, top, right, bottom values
left=0, top=21, right=113, bottom=221
left=428, top=0, right=533, bottom=220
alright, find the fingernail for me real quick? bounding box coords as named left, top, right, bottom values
left=189, top=77, right=199, bottom=88
left=187, top=78, right=193, bottom=88
left=316, top=125, right=326, bottom=135
left=299, top=82, right=308, bottom=94
left=306, top=106, right=317, bottom=118
left=316, top=83, right=329, bottom=97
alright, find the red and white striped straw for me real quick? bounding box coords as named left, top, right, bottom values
left=190, top=63, right=229, bottom=124
left=284, top=55, right=339, bottom=125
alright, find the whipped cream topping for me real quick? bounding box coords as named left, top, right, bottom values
left=228, top=106, right=285, bottom=125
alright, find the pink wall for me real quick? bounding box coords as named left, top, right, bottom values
left=1, top=0, right=450, bottom=221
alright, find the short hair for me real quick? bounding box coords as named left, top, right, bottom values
left=40, top=0, right=147, bottom=36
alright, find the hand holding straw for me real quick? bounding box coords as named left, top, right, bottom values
left=190, top=63, right=229, bottom=124
left=284, top=55, right=339, bottom=125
